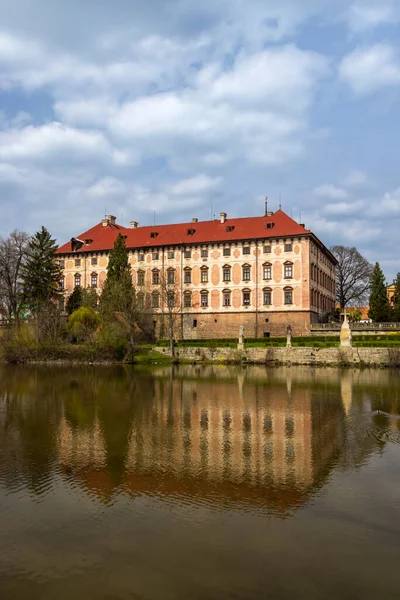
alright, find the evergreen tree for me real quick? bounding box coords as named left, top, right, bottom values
left=392, top=272, right=400, bottom=322
left=22, top=226, right=62, bottom=312
left=66, top=286, right=84, bottom=316
left=100, top=234, right=133, bottom=318
left=368, top=263, right=390, bottom=322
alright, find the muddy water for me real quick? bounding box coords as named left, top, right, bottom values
left=0, top=365, right=399, bottom=599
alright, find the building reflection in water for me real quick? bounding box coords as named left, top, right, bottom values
left=1, top=365, right=399, bottom=517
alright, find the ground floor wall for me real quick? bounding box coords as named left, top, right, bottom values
left=154, top=310, right=312, bottom=339
left=155, top=346, right=400, bottom=368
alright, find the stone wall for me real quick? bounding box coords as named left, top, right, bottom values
left=155, top=345, right=400, bottom=367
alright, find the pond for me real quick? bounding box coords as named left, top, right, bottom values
left=0, top=365, right=400, bottom=599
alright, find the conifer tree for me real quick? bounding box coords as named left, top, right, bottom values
left=368, top=263, right=390, bottom=322
left=392, top=272, right=400, bottom=322
left=66, top=286, right=84, bottom=316
left=100, top=233, right=133, bottom=318
left=22, top=226, right=62, bottom=312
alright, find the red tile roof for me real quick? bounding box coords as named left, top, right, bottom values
left=57, top=210, right=313, bottom=254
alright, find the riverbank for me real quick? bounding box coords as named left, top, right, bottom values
left=154, top=346, right=400, bottom=368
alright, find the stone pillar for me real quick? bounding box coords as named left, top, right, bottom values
left=237, top=325, right=244, bottom=351
left=286, top=324, right=292, bottom=348
left=340, top=312, right=353, bottom=348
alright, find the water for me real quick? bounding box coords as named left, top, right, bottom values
left=0, top=365, right=400, bottom=600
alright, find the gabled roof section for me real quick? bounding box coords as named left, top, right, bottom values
left=57, top=221, right=131, bottom=254
left=56, top=211, right=337, bottom=260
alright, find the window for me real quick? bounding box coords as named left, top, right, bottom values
left=263, top=289, right=272, bottom=306
left=243, top=290, right=251, bottom=306
left=200, top=292, right=208, bottom=307
left=167, top=269, right=175, bottom=284
left=263, top=264, right=272, bottom=280
left=263, top=245, right=271, bottom=254
left=226, top=225, right=235, bottom=232
left=168, top=251, right=174, bottom=259
left=137, top=293, right=144, bottom=309
left=152, top=270, right=160, bottom=285
left=91, top=257, right=97, bottom=266
left=91, top=273, right=98, bottom=288
left=243, top=246, right=250, bottom=255
left=284, top=263, right=293, bottom=279
left=220, top=266, right=230, bottom=282
left=59, top=277, right=64, bottom=290
left=150, top=232, right=158, bottom=239
left=74, top=274, right=81, bottom=288
left=223, top=290, right=231, bottom=307
left=152, top=252, right=159, bottom=260
left=201, top=248, right=208, bottom=258
left=167, top=292, right=175, bottom=308
left=285, top=243, right=293, bottom=252
left=284, top=288, right=293, bottom=305
left=152, top=293, right=160, bottom=308
left=139, top=253, right=145, bottom=261
left=184, top=269, right=191, bottom=284
left=184, top=293, right=192, bottom=308
left=201, top=268, right=208, bottom=283
left=193, top=319, right=197, bottom=328
left=75, top=258, right=81, bottom=267
left=59, top=260, right=65, bottom=269
left=223, top=247, right=231, bottom=256
left=137, top=270, right=145, bottom=286
left=243, top=266, right=251, bottom=281
left=184, top=250, right=191, bottom=258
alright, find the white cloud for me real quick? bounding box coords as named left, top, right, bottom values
left=343, top=170, right=370, bottom=188
left=346, top=2, right=396, bottom=32
left=314, top=184, right=349, bottom=199
left=340, top=44, right=400, bottom=95
left=167, top=174, right=222, bottom=195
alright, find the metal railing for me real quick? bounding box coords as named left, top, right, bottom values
left=311, top=322, right=400, bottom=331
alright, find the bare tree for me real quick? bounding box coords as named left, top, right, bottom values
left=330, top=245, right=373, bottom=309
left=159, top=269, right=181, bottom=357
left=0, top=230, right=29, bottom=322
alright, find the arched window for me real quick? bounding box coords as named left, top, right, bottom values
left=91, top=272, right=98, bottom=288
left=167, top=268, right=175, bottom=284
left=137, top=270, right=145, bottom=286
left=74, top=273, right=81, bottom=288
left=167, top=292, right=175, bottom=308
left=242, top=264, right=251, bottom=282
left=284, top=261, right=293, bottom=279
left=137, top=293, right=144, bottom=309
left=284, top=287, right=293, bottom=305
left=222, top=265, right=231, bottom=282
left=263, top=287, right=272, bottom=306
left=223, top=289, right=231, bottom=307
left=183, top=291, right=192, bottom=308
left=242, top=288, right=251, bottom=306
left=200, top=290, right=209, bottom=307
left=184, top=267, right=192, bottom=284
left=152, top=269, right=160, bottom=285
left=263, top=262, right=272, bottom=280
left=200, top=266, right=209, bottom=283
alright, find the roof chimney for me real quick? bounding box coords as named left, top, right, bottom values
left=264, top=198, right=268, bottom=216
left=220, top=212, right=227, bottom=224
left=130, top=221, right=138, bottom=228
left=192, top=217, right=198, bottom=223
left=102, top=215, right=116, bottom=227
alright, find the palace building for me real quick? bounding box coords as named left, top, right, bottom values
left=56, top=208, right=337, bottom=338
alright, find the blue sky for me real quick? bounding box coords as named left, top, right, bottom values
left=1, top=0, right=400, bottom=281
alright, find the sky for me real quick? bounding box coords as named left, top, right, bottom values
left=1, top=0, right=400, bottom=281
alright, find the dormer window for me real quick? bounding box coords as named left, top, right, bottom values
left=186, top=228, right=196, bottom=235
left=150, top=232, right=158, bottom=238
left=226, top=225, right=235, bottom=233
left=85, top=239, right=93, bottom=245
left=266, top=222, right=275, bottom=229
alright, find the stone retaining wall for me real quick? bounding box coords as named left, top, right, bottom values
left=155, top=346, right=400, bottom=367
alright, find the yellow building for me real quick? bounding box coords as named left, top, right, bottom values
left=387, top=282, right=398, bottom=306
